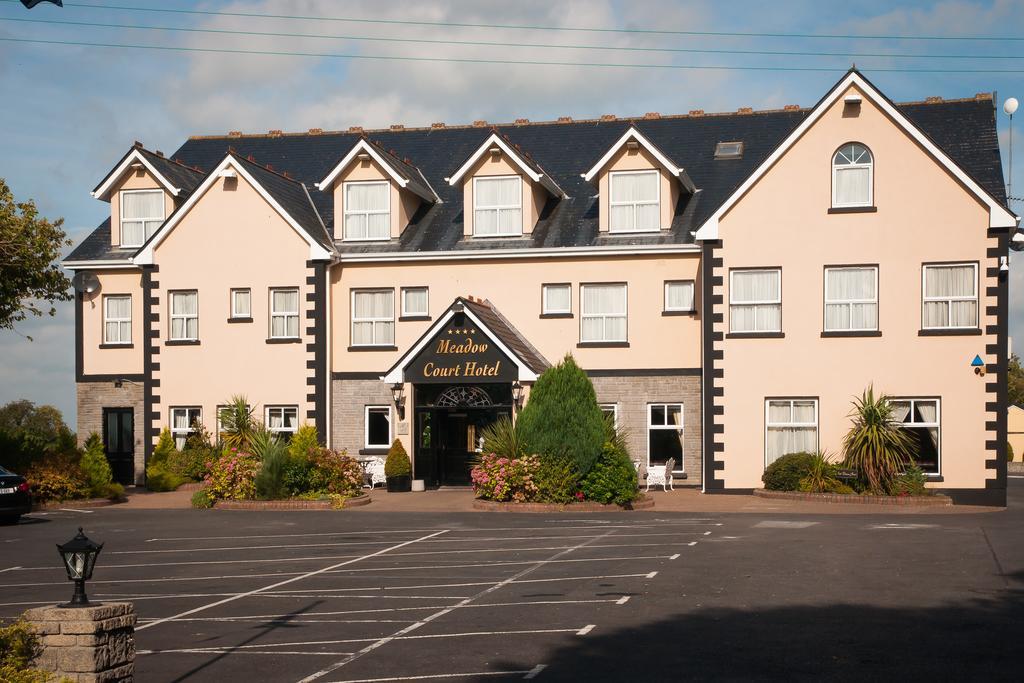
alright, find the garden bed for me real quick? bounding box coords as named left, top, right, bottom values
left=754, top=489, right=952, bottom=506
left=32, top=496, right=125, bottom=511
left=175, top=482, right=204, bottom=492
left=472, top=495, right=653, bottom=513
left=212, top=494, right=371, bottom=510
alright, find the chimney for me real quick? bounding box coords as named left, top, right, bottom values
left=390, top=124, right=405, bottom=131
left=308, top=128, right=323, bottom=135
left=228, top=131, right=242, bottom=138
left=737, top=107, right=753, bottom=115
left=348, top=126, right=364, bottom=133
left=514, top=118, right=529, bottom=126
left=268, top=129, right=283, bottom=137
left=600, top=114, right=616, bottom=121
left=643, top=112, right=661, bottom=119
left=783, top=104, right=801, bottom=111
left=688, top=110, right=704, bottom=117
left=431, top=122, right=446, bottom=129
left=925, top=96, right=943, bottom=104
left=557, top=116, right=573, bottom=123
left=473, top=120, right=488, bottom=127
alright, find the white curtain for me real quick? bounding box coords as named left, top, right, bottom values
left=582, top=285, right=626, bottom=341
left=353, top=291, right=394, bottom=345
left=890, top=400, right=911, bottom=423
left=403, top=288, right=428, bottom=316
left=170, top=292, right=197, bottom=339
left=825, top=268, right=877, bottom=330
left=271, top=289, right=299, bottom=338
left=610, top=172, right=658, bottom=231
left=730, top=270, right=781, bottom=332
left=924, top=265, right=976, bottom=327
left=232, top=290, right=251, bottom=317
left=834, top=167, right=870, bottom=206
left=475, top=177, right=522, bottom=235
left=665, top=281, right=694, bottom=311
left=544, top=285, right=571, bottom=313
left=105, top=296, right=131, bottom=343
left=345, top=183, right=389, bottom=239
left=766, top=400, right=816, bottom=464
left=914, top=401, right=937, bottom=424
left=121, top=190, right=163, bottom=245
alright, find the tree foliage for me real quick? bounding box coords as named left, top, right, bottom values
left=1008, top=354, right=1024, bottom=409
left=0, top=178, right=71, bottom=333
left=516, top=354, right=606, bottom=476
left=0, top=399, right=77, bottom=473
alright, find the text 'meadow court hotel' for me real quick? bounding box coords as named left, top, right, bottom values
left=64, top=70, right=1020, bottom=505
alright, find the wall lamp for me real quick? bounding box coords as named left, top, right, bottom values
left=113, top=378, right=140, bottom=389
left=391, top=383, right=406, bottom=419
left=511, top=381, right=524, bottom=409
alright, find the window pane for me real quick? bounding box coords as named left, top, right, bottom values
left=273, top=290, right=298, bottom=314
left=923, top=301, right=949, bottom=328
left=367, top=408, right=390, bottom=446
left=925, top=265, right=975, bottom=298
left=497, top=208, right=522, bottom=233
left=906, top=427, right=939, bottom=473
left=121, top=221, right=144, bottom=246
left=233, top=290, right=250, bottom=316
left=826, top=268, right=875, bottom=301
left=950, top=301, right=978, bottom=327
left=582, top=285, right=626, bottom=315
left=850, top=303, right=877, bottom=330
left=172, top=293, right=196, bottom=315
left=611, top=172, right=657, bottom=202
left=824, top=303, right=850, bottom=331
left=354, top=291, right=393, bottom=319
left=731, top=271, right=779, bottom=304
left=544, top=285, right=571, bottom=313
left=913, top=401, right=938, bottom=424
left=580, top=318, right=603, bottom=342
left=353, top=321, right=374, bottom=345
left=792, top=401, right=816, bottom=423
left=767, top=401, right=792, bottom=423
left=834, top=167, right=870, bottom=205
left=649, top=429, right=682, bottom=468
left=366, top=212, right=390, bottom=239
left=376, top=320, right=395, bottom=344
left=475, top=209, right=498, bottom=235
left=650, top=405, right=665, bottom=426
left=347, top=182, right=388, bottom=211
left=766, top=427, right=817, bottom=464
left=476, top=177, right=521, bottom=209
left=286, top=315, right=299, bottom=338
left=123, top=191, right=163, bottom=219
left=666, top=405, right=682, bottom=426
left=604, top=316, right=627, bottom=341
left=345, top=213, right=367, bottom=239
left=404, top=288, right=428, bottom=315
left=634, top=203, right=660, bottom=230
left=665, top=282, right=694, bottom=311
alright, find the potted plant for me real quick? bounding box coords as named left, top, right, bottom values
left=384, top=439, right=412, bottom=492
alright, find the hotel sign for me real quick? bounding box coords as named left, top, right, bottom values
left=406, top=319, right=516, bottom=384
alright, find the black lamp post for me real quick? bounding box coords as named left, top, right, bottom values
left=56, top=527, right=103, bottom=607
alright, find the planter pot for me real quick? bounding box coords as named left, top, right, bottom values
left=386, top=475, right=412, bottom=492
left=411, top=479, right=426, bottom=492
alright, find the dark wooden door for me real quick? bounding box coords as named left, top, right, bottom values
left=440, top=412, right=472, bottom=486
left=103, top=408, right=134, bottom=485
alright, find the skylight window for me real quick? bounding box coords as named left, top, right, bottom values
left=714, top=141, right=744, bottom=159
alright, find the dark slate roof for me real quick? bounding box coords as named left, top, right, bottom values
left=66, top=84, right=1008, bottom=263
left=462, top=298, right=550, bottom=375
left=360, top=137, right=438, bottom=202
left=65, top=218, right=138, bottom=262
left=137, top=148, right=206, bottom=196
left=231, top=154, right=333, bottom=250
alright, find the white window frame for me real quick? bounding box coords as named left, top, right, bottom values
left=215, top=404, right=229, bottom=441
left=714, top=141, right=744, bottom=159
left=351, top=289, right=395, bottom=347
left=542, top=283, right=572, bottom=315
left=119, top=189, right=165, bottom=248
left=890, top=397, right=941, bottom=475
left=823, top=266, right=878, bottom=332
left=343, top=180, right=391, bottom=241
left=170, top=406, right=201, bottom=450
left=609, top=169, right=661, bottom=233
left=729, top=269, right=782, bottom=333
left=831, top=143, right=874, bottom=208
left=401, top=287, right=429, bottom=317
left=647, top=403, right=684, bottom=473
left=764, top=398, right=819, bottom=467
left=580, top=283, right=628, bottom=343
left=921, top=263, right=979, bottom=330
left=103, top=294, right=132, bottom=345
left=168, top=290, right=199, bottom=341
left=265, top=405, right=299, bottom=437
left=472, top=175, right=523, bottom=237
left=230, top=288, right=251, bottom=319
left=599, top=403, right=618, bottom=428
left=269, top=287, right=300, bottom=339
left=664, top=280, right=696, bottom=313
left=365, top=405, right=392, bottom=449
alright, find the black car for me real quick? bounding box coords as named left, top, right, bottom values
left=0, top=465, right=31, bottom=524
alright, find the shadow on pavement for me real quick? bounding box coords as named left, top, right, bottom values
left=493, top=571, right=1024, bottom=682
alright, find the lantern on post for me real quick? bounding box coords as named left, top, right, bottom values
left=56, top=527, right=103, bottom=607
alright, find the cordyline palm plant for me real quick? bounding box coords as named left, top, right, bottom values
left=218, top=396, right=257, bottom=452
left=842, top=386, right=915, bottom=494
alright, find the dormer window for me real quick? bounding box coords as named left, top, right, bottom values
left=609, top=170, right=660, bottom=233
left=120, top=190, right=164, bottom=247
left=473, top=176, right=523, bottom=237
left=343, top=181, right=390, bottom=240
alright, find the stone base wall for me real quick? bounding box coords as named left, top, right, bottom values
left=76, top=381, right=146, bottom=485
left=331, top=378, right=396, bottom=455
left=589, top=372, right=702, bottom=485
left=26, top=602, right=135, bottom=683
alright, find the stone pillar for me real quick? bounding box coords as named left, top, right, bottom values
left=25, top=602, right=135, bottom=682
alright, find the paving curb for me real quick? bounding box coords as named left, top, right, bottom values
left=32, top=497, right=125, bottom=511
left=753, top=489, right=953, bottom=506
left=213, top=494, right=371, bottom=510
left=176, top=482, right=204, bottom=492
left=472, top=495, right=654, bottom=513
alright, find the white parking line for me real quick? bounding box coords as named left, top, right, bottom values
left=324, top=670, right=538, bottom=682
left=0, top=567, right=22, bottom=573
left=136, top=529, right=449, bottom=632
left=576, top=625, right=596, bottom=635
left=523, top=664, right=547, bottom=680
left=298, top=530, right=616, bottom=682
left=140, top=649, right=358, bottom=656
left=316, top=554, right=682, bottom=575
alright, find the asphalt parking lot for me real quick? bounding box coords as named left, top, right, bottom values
left=3, top=482, right=1024, bottom=682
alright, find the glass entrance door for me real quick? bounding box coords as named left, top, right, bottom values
left=103, top=408, right=134, bottom=485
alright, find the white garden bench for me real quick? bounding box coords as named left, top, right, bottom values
left=645, top=457, right=675, bottom=492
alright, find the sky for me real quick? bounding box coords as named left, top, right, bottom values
left=1, top=0, right=1024, bottom=427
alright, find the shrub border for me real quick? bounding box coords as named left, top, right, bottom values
left=32, top=497, right=125, bottom=511
left=753, top=489, right=952, bottom=506
left=212, top=494, right=371, bottom=510
left=472, top=495, right=654, bottom=513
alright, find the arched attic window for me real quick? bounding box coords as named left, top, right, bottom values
left=832, top=143, right=873, bottom=208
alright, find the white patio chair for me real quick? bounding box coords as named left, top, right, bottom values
left=645, top=457, right=675, bottom=492
left=364, top=457, right=387, bottom=489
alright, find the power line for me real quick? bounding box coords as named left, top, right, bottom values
left=2, top=0, right=1023, bottom=42
left=3, top=35, right=1024, bottom=73
left=2, top=15, right=1022, bottom=61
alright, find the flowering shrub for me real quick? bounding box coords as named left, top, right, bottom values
left=25, top=456, right=89, bottom=502
left=471, top=453, right=540, bottom=503
left=306, top=448, right=363, bottom=496
left=204, top=449, right=260, bottom=500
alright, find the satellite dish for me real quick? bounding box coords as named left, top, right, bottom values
left=1005, top=97, right=1019, bottom=116
left=71, top=271, right=101, bottom=294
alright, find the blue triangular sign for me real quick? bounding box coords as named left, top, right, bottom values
left=971, top=355, right=985, bottom=367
